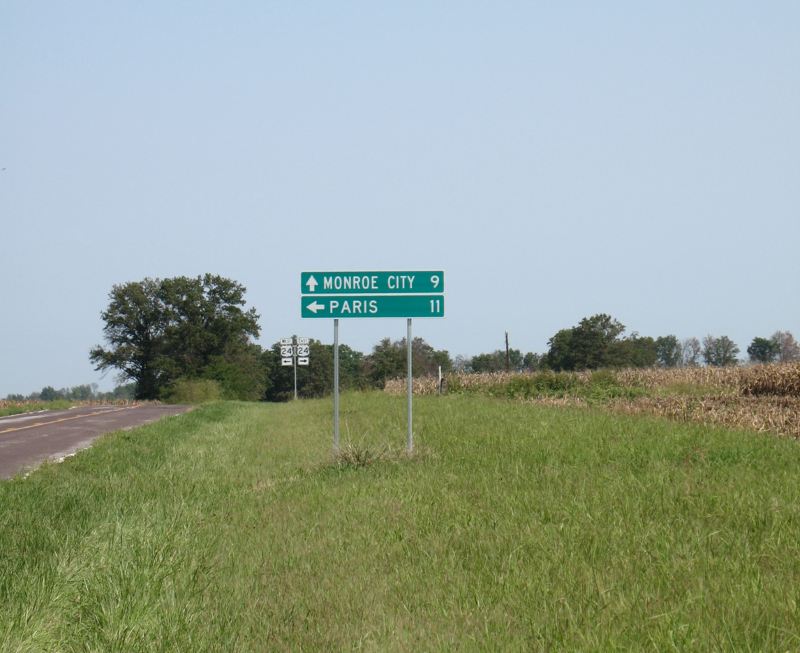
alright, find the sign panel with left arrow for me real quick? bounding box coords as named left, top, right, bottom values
left=302, top=294, right=444, bottom=318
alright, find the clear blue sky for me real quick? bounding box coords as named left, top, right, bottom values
left=2, top=2, right=798, bottom=396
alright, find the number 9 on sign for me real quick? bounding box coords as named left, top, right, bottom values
left=430, top=274, right=440, bottom=289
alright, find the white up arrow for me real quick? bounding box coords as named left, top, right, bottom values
left=306, top=300, right=325, bottom=314
left=305, top=275, right=319, bottom=292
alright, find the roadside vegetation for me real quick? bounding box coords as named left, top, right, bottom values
left=0, top=399, right=74, bottom=418
left=2, top=394, right=800, bottom=649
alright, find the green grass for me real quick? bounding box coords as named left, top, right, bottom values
left=0, top=400, right=73, bottom=417
left=2, top=394, right=800, bottom=650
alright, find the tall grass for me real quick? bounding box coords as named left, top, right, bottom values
left=2, top=395, right=800, bottom=649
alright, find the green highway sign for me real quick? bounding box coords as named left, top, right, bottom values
left=302, top=295, right=444, bottom=319
left=301, top=271, right=444, bottom=295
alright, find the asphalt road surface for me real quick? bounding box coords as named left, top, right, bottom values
left=0, top=404, right=191, bottom=479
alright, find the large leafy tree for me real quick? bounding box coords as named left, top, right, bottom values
left=747, top=337, right=780, bottom=364
left=701, top=335, right=740, bottom=367
left=545, top=314, right=627, bottom=371
left=90, top=275, right=261, bottom=399
left=362, top=337, right=452, bottom=388
left=655, top=335, right=682, bottom=368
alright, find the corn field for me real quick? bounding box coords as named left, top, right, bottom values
left=384, top=363, right=800, bottom=438
left=0, top=398, right=134, bottom=412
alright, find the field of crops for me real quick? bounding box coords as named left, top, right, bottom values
left=385, top=362, right=800, bottom=438
left=0, top=399, right=134, bottom=418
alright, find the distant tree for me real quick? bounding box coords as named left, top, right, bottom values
left=5, top=393, right=25, bottom=401
left=68, top=384, right=94, bottom=401
left=39, top=386, right=61, bottom=401
left=655, top=335, right=682, bottom=368
left=523, top=352, right=544, bottom=371
left=682, top=337, right=702, bottom=367
left=264, top=340, right=364, bottom=401
left=609, top=333, right=657, bottom=368
left=545, top=314, right=644, bottom=371
left=90, top=275, right=261, bottom=400
left=544, top=328, right=576, bottom=371
left=771, top=331, right=800, bottom=363
left=702, top=335, right=740, bottom=367
left=112, top=383, right=136, bottom=400
left=470, top=349, right=524, bottom=373
left=452, top=355, right=470, bottom=372
left=363, top=338, right=406, bottom=387
left=747, top=337, right=780, bottom=364
left=362, top=337, right=451, bottom=388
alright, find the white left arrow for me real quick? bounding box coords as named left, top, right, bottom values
left=306, top=300, right=326, bottom=314
left=305, top=275, right=319, bottom=292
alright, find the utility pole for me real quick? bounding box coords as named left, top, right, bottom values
left=505, top=331, right=510, bottom=372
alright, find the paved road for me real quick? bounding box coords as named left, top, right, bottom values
left=0, top=404, right=191, bottom=479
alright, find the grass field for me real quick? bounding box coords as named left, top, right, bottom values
left=2, top=393, right=800, bottom=650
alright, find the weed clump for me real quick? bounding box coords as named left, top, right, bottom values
left=331, top=442, right=426, bottom=469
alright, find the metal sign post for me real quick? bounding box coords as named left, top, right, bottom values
left=407, top=318, right=413, bottom=452
left=293, top=347, right=298, bottom=400
left=333, top=319, right=340, bottom=451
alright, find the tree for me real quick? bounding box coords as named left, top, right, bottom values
left=522, top=352, right=544, bottom=371
left=362, top=337, right=451, bottom=388
left=470, top=349, right=524, bottom=373
left=655, top=335, right=682, bottom=368
left=545, top=314, right=632, bottom=371
left=204, top=342, right=267, bottom=400
left=771, top=331, right=800, bottom=363
left=609, top=333, right=657, bottom=368
left=747, top=337, right=780, bottom=364
left=39, top=386, right=61, bottom=401
left=112, top=383, right=136, bottom=400
left=682, top=337, right=702, bottom=367
left=90, top=275, right=261, bottom=399
left=702, top=335, right=740, bottom=367
left=544, top=328, right=576, bottom=371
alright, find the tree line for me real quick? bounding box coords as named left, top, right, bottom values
left=5, top=383, right=135, bottom=403
left=11, top=277, right=795, bottom=403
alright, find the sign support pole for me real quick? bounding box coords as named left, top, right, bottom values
left=333, top=318, right=340, bottom=452
left=407, top=318, right=413, bottom=453
left=293, top=337, right=298, bottom=401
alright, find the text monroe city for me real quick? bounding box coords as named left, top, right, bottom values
left=318, top=274, right=431, bottom=292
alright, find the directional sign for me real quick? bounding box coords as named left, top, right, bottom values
left=297, top=344, right=310, bottom=357
left=302, top=271, right=444, bottom=295
left=297, top=357, right=309, bottom=366
left=281, top=358, right=293, bottom=366
left=302, top=295, right=444, bottom=319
